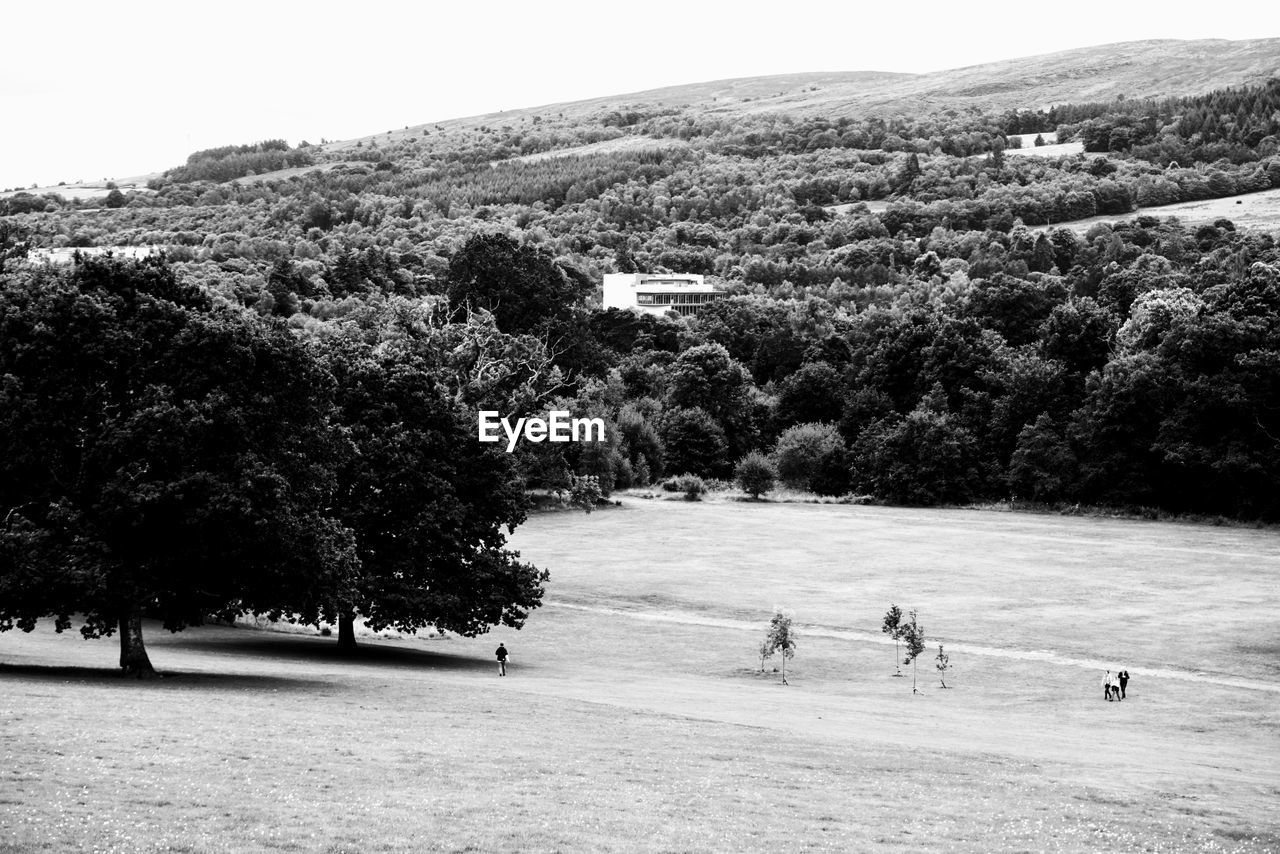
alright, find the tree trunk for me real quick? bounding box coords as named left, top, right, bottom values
left=337, top=614, right=357, bottom=652
left=118, top=612, right=158, bottom=679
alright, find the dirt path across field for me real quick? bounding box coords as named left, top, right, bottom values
left=548, top=602, right=1280, bottom=694
left=459, top=623, right=1279, bottom=817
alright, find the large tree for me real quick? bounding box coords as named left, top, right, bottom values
left=665, top=342, right=759, bottom=461
left=0, top=256, right=356, bottom=676
left=444, top=233, right=590, bottom=335
left=318, top=301, right=551, bottom=648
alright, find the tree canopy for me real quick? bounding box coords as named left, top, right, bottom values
left=320, top=309, right=548, bottom=647
left=0, top=256, right=356, bottom=675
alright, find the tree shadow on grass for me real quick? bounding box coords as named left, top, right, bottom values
left=0, top=661, right=328, bottom=691
left=163, top=628, right=497, bottom=674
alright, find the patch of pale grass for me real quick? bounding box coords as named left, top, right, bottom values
left=4, top=629, right=1275, bottom=853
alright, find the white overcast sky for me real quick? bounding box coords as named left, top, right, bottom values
left=2, top=1, right=1277, bottom=190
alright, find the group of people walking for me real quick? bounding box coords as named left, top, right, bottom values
left=1103, top=669, right=1130, bottom=700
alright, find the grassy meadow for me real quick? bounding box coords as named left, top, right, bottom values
left=2, top=497, right=1278, bottom=852
left=1049, top=186, right=1280, bottom=233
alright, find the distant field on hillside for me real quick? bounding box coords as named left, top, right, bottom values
left=4, top=500, right=1278, bottom=852
left=26, top=246, right=160, bottom=265
left=1044, top=187, right=1280, bottom=234
left=1006, top=132, right=1086, bottom=159
left=1006, top=141, right=1084, bottom=158
left=0, top=176, right=155, bottom=202
left=506, top=137, right=688, bottom=165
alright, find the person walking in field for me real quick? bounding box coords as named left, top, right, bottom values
left=1118, top=670, right=1130, bottom=699
left=1103, top=670, right=1114, bottom=701
left=495, top=643, right=508, bottom=676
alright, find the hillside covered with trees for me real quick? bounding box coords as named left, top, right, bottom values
left=4, top=43, right=1280, bottom=523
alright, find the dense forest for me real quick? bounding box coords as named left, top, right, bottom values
left=1052, top=77, right=1280, bottom=166
left=4, top=76, right=1280, bottom=521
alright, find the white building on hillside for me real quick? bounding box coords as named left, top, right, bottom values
left=602, top=273, right=724, bottom=317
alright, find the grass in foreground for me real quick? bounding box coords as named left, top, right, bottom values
left=2, top=500, right=1278, bottom=852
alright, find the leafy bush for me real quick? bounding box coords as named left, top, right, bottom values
left=662, top=473, right=707, bottom=500
left=735, top=451, right=777, bottom=498
left=660, top=407, right=729, bottom=478
left=772, top=422, right=848, bottom=493
left=634, top=453, right=652, bottom=487
left=568, top=474, right=603, bottom=513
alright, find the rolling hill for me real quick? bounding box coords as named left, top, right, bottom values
left=7, top=37, right=1276, bottom=199
left=320, top=38, right=1280, bottom=154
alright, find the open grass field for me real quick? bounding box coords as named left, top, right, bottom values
left=3, top=498, right=1279, bottom=852
left=0, top=178, right=156, bottom=203
left=1005, top=132, right=1085, bottom=159
left=1047, top=187, right=1280, bottom=235
left=506, top=138, right=689, bottom=166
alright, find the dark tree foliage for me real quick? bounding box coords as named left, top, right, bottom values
left=0, top=221, right=33, bottom=273
left=1037, top=297, right=1114, bottom=378
left=1009, top=414, right=1078, bottom=502
left=775, top=361, right=845, bottom=428
left=693, top=297, right=808, bottom=384
left=772, top=422, right=848, bottom=494
left=165, top=139, right=313, bottom=183
left=323, top=332, right=547, bottom=646
left=589, top=308, right=681, bottom=356
left=1070, top=264, right=1280, bottom=517
left=617, top=405, right=666, bottom=480
left=661, top=407, right=730, bottom=478
left=0, top=256, right=356, bottom=676
left=665, top=342, right=759, bottom=464
left=445, top=233, right=590, bottom=335
left=963, top=273, right=1067, bottom=346
left=851, top=407, right=990, bottom=506
left=735, top=451, right=777, bottom=498
left=1, top=193, right=52, bottom=216
left=1054, top=78, right=1280, bottom=165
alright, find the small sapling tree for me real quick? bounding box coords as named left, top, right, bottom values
left=901, top=610, right=925, bottom=694
left=936, top=644, right=951, bottom=689
left=882, top=604, right=904, bottom=676
left=763, top=607, right=797, bottom=684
